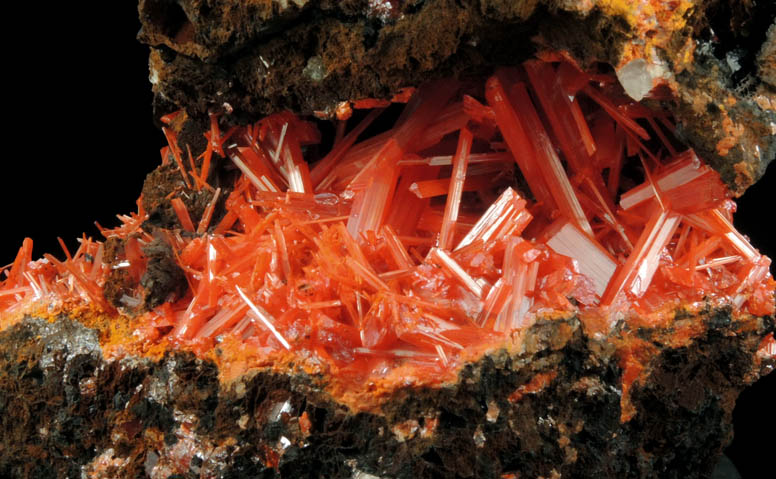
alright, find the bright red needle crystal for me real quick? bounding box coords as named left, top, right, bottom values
left=1, top=59, right=773, bottom=389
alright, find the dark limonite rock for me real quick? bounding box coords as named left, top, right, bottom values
left=1, top=310, right=773, bottom=478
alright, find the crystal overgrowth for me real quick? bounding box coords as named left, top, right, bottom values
left=1, top=60, right=773, bottom=391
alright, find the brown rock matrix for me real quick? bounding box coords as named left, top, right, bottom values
left=138, top=0, right=775, bottom=193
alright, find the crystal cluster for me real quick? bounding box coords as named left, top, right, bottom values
left=1, top=59, right=773, bottom=393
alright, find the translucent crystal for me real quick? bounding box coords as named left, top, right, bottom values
left=2, top=59, right=771, bottom=392
left=544, top=218, right=617, bottom=297
left=616, top=59, right=653, bottom=101
left=438, top=129, right=473, bottom=250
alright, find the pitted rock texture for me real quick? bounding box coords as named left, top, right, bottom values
left=759, top=23, right=776, bottom=88
left=137, top=0, right=775, bottom=194
left=1, top=311, right=773, bottom=478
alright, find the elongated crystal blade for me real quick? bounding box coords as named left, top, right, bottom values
left=602, top=208, right=681, bottom=305
left=439, top=129, right=474, bottom=250
left=346, top=140, right=402, bottom=240
left=507, top=82, right=593, bottom=236
left=486, top=72, right=556, bottom=210
left=455, top=187, right=531, bottom=251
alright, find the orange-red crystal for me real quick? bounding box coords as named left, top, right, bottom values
left=1, top=60, right=774, bottom=394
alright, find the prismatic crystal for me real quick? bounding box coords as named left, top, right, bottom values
left=2, top=59, right=772, bottom=408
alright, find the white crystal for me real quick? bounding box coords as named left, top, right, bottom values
left=545, top=219, right=617, bottom=296
left=303, top=56, right=326, bottom=82
left=616, top=59, right=653, bottom=101
left=268, top=399, right=293, bottom=422
left=726, top=51, right=742, bottom=73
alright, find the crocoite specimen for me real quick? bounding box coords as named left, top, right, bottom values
left=1, top=59, right=773, bottom=415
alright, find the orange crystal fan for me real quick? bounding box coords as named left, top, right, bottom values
left=1, top=59, right=774, bottom=394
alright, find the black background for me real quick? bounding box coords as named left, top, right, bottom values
left=2, top=3, right=774, bottom=477
left=4, top=3, right=164, bottom=260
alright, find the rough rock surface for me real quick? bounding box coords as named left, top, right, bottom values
left=1, top=311, right=773, bottom=478
left=138, top=0, right=776, bottom=193
left=759, top=22, right=776, bottom=88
